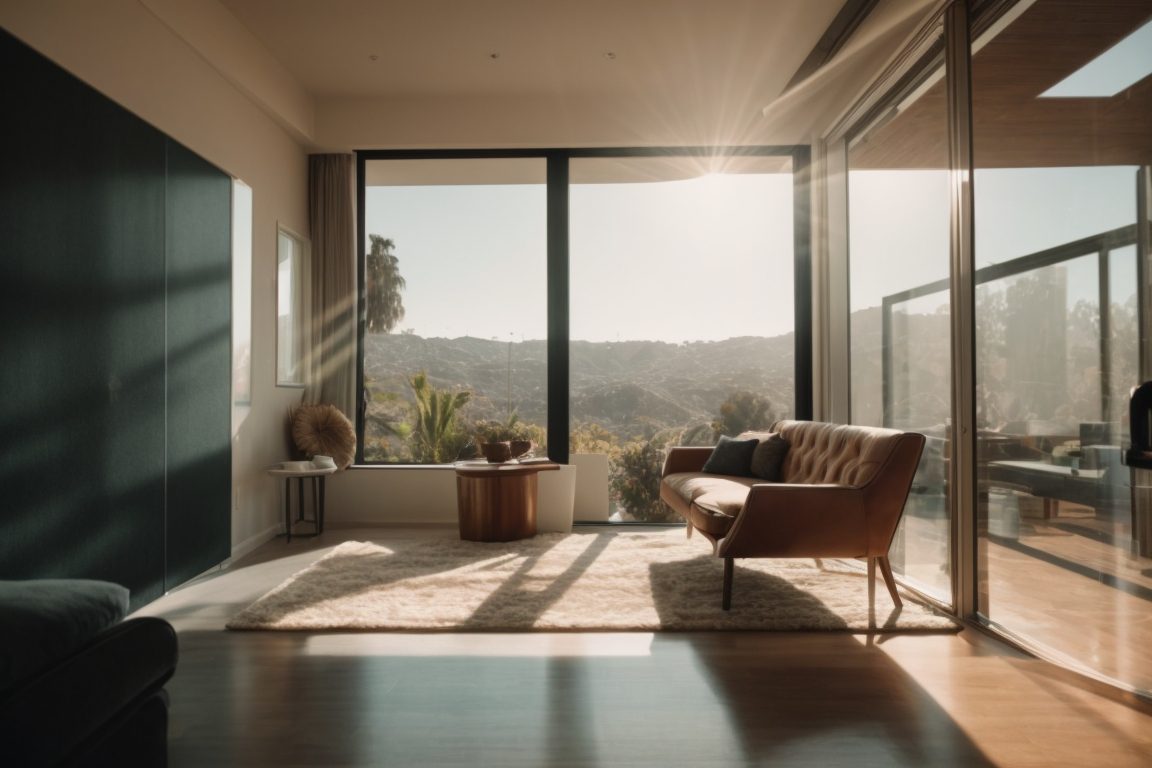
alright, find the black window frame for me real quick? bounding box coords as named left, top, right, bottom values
left=355, top=146, right=812, bottom=464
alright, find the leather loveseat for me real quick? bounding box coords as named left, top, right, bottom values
left=660, top=420, right=926, bottom=610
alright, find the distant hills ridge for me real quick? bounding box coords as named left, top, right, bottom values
left=363, top=330, right=799, bottom=440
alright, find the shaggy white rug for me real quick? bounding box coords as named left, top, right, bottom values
left=227, top=530, right=958, bottom=632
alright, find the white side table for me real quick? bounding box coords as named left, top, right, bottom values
left=267, top=464, right=338, bottom=542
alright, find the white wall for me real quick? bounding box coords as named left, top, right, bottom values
left=0, top=0, right=311, bottom=559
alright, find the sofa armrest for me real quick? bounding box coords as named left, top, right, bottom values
left=718, top=483, right=869, bottom=558
left=662, top=446, right=714, bottom=477
left=0, top=616, right=177, bottom=767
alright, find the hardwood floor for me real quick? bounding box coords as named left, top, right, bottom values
left=136, top=526, right=1152, bottom=767
left=981, top=497, right=1152, bottom=692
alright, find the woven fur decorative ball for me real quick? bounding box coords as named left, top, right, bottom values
left=290, top=403, right=356, bottom=469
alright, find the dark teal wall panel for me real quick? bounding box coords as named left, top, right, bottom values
left=0, top=28, right=232, bottom=608
left=0, top=28, right=168, bottom=605
left=165, top=141, right=233, bottom=589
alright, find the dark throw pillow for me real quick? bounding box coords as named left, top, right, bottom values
left=750, top=432, right=789, bottom=481
left=701, top=435, right=759, bottom=476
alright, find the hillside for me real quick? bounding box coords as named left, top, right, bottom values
left=363, top=332, right=797, bottom=447
left=361, top=303, right=969, bottom=454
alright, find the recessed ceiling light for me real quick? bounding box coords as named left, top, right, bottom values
left=1040, top=18, right=1152, bottom=98
left=489, top=52, right=500, bottom=60
left=605, top=52, right=617, bottom=60
left=368, top=54, right=378, bottom=61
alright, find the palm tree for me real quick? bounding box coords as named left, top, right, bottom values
left=409, top=371, right=471, bottom=463
left=366, top=234, right=406, bottom=333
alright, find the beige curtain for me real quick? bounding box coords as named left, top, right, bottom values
left=306, top=153, right=357, bottom=419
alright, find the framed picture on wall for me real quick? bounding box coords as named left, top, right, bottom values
left=277, top=223, right=310, bottom=388
left=233, top=179, right=253, bottom=405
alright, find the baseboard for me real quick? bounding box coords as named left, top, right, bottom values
left=148, top=523, right=281, bottom=602
left=230, top=523, right=281, bottom=562
left=326, top=520, right=456, bottom=530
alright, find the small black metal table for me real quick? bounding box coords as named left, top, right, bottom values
left=267, top=465, right=338, bottom=542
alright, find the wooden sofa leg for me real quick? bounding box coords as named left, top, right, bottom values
left=877, top=556, right=902, bottom=609
left=867, top=557, right=876, bottom=608
left=722, top=557, right=733, bottom=611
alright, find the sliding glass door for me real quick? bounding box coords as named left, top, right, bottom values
left=845, top=35, right=953, bottom=603
left=971, top=0, right=1150, bottom=691
left=837, top=0, right=1150, bottom=695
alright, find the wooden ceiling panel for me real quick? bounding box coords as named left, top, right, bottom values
left=850, top=0, right=1152, bottom=170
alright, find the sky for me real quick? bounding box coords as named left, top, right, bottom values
left=1040, top=18, right=1152, bottom=98
left=363, top=161, right=1139, bottom=344
left=364, top=165, right=794, bottom=343
left=848, top=165, right=1139, bottom=314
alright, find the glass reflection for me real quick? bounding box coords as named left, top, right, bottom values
left=973, top=0, right=1150, bottom=694
left=848, top=50, right=953, bottom=603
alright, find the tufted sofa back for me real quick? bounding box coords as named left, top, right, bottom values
left=741, top=420, right=913, bottom=487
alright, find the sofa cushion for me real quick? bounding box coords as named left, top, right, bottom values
left=664, top=472, right=758, bottom=516
left=664, top=472, right=759, bottom=540
left=750, top=433, right=789, bottom=481
left=0, top=579, right=129, bottom=693
left=701, top=435, right=759, bottom=476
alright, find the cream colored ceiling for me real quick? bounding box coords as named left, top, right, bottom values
left=220, top=0, right=843, bottom=99
left=215, top=0, right=864, bottom=148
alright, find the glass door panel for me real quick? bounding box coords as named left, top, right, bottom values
left=847, top=51, right=953, bottom=603
left=972, top=0, right=1150, bottom=693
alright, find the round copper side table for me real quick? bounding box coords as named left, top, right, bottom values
left=453, top=461, right=559, bottom=542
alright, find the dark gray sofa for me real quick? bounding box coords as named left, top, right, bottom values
left=0, top=580, right=178, bottom=767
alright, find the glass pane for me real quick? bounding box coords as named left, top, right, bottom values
left=847, top=51, right=952, bottom=603
left=1108, top=246, right=1139, bottom=428
left=973, top=0, right=1149, bottom=693
left=362, top=158, right=547, bottom=463
left=569, top=154, right=794, bottom=522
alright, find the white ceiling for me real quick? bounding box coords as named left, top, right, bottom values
left=220, top=0, right=845, bottom=101
left=212, top=0, right=862, bottom=148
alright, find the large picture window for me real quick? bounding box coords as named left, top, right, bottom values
left=356, top=148, right=811, bottom=523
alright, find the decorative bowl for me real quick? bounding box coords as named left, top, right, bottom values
left=480, top=441, right=512, bottom=463
left=509, top=440, right=533, bottom=459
